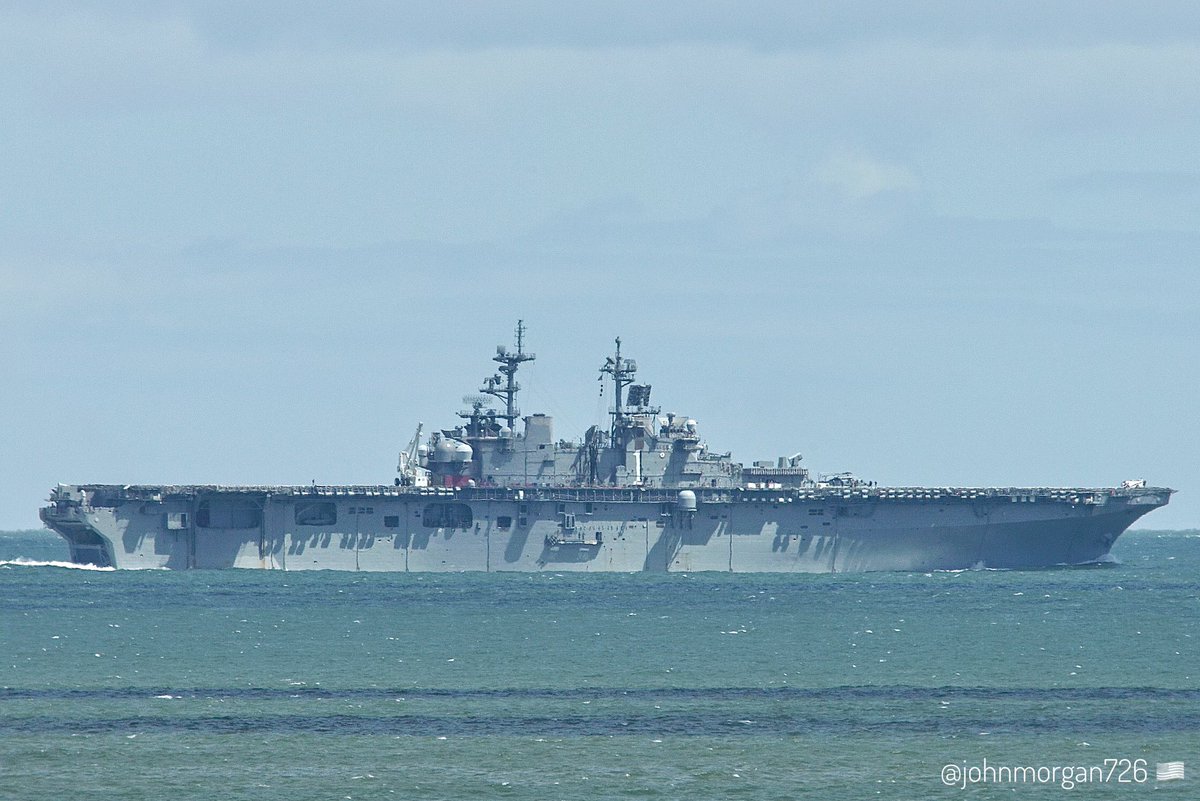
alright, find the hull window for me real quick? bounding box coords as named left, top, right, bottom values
left=295, top=501, right=337, bottom=526
left=422, top=503, right=473, bottom=529
left=196, top=500, right=261, bottom=529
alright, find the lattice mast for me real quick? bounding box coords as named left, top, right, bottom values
left=600, top=337, right=639, bottom=445
left=481, top=319, right=536, bottom=431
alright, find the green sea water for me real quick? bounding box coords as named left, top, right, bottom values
left=1, top=529, right=1197, bottom=800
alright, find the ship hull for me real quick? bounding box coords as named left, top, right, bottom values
left=40, top=484, right=1170, bottom=572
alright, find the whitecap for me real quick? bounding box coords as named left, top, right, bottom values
left=0, top=558, right=115, bottom=571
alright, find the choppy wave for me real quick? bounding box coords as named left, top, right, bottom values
left=6, top=685, right=1199, bottom=702
left=5, top=707, right=1199, bottom=737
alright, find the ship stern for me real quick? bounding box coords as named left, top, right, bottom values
left=40, top=485, right=115, bottom=568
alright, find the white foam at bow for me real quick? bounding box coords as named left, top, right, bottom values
left=0, top=558, right=115, bottom=571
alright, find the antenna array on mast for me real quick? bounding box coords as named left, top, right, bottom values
left=481, top=319, right=536, bottom=431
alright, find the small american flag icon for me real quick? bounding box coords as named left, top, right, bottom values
left=1156, top=762, right=1185, bottom=781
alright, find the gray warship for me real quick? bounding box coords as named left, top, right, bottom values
left=42, top=322, right=1172, bottom=572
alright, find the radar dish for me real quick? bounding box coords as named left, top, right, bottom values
left=462, top=394, right=490, bottom=407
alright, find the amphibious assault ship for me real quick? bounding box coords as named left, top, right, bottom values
left=42, top=322, right=1172, bottom=572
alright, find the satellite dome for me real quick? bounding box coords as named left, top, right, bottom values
left=433, top=439, right=456, bottom=462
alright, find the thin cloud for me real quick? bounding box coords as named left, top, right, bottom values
left=814, top=152, right=918, bottom=200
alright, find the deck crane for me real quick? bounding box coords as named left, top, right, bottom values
left=396, top=422, right=430, bottom=487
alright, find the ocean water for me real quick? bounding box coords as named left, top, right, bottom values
left=1, top=529, right=1197, bottom=800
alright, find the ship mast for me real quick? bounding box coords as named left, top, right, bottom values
left=481, top=320, right=535, bottom=432
left=600, top=336, right=637, bottom=445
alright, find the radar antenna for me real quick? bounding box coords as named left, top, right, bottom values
left=481, top=319, right=535, bottom=431
left=457, top=393, right=496, bottom=437
left=599, top=336, right=638, bottom=445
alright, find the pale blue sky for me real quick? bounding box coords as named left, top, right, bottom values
left=2, top=2, right=1197, bottom=529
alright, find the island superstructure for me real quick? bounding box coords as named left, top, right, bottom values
left=41, top=322, right=1173, bottom=572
